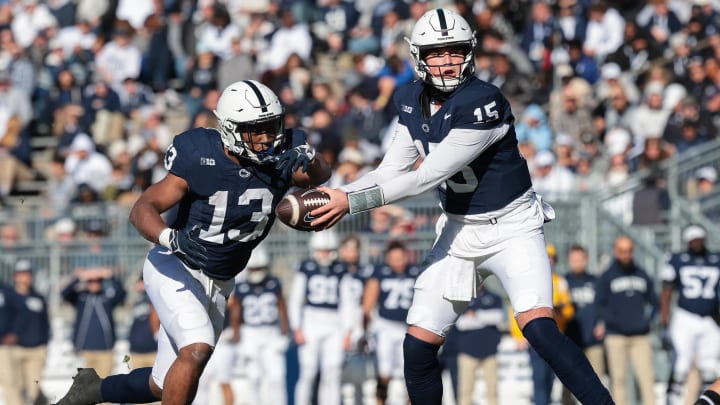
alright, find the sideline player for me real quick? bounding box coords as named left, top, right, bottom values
left=661, top=225, right=720, bottom=404
left=311, top=8, right=613, bottom=405
left=54, top=80, right=330, bottom=404
left=231, top=245, right=290, bottom=405
left=289, top=230, right=354, bottom=405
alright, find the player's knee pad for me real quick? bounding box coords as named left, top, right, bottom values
left=522, top=317, right=612, bottom=405
left=403, top=333, right=442, bottom=405
left=696, top=390, right=720, bottom=405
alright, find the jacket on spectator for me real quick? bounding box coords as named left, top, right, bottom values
left=10, top=288, right=50, bottom=347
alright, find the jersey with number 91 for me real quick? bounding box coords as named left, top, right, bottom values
left=394, top=78, right=532, bottom=215
left=164, top=127, right=292, bottom=280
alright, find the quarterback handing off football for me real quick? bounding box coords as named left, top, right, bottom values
left=276, top=188, right=331, bottom=231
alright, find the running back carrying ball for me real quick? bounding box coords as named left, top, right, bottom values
left=275, top=188, right=331, bottom=231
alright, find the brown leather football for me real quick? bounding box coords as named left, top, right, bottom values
left=275, top=188, right=331, bottom=231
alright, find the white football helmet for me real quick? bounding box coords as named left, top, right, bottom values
left=214, top=80, right=286, bottom=164
left=246, top=245, right=270, bottom=284
left=310, top=230, right=339, bottom=266
left=406, top=8, right=476, bottom=92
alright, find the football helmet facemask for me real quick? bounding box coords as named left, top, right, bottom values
left=406, top=8, right=476, bottom=92
left=309, top=230, right=340, bottom=266
left=246, top=245, right=270, bottom=284
left=214, top=80, right=286, bottom=164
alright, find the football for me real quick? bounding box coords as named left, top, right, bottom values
left=275, top=188, right=331, bottom=231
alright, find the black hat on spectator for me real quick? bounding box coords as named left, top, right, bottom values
left=84, top=219, right=108, bottom=236
left=14, top=259, right=33, bottom=273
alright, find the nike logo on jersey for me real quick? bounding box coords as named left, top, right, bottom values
left=200, top=157, right=216, bottom=166
left=157, top=249, right=173, bottom=255
left=444, top=113, right=452, bottom=120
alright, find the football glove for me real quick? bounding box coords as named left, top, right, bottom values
left=275, top=143, right=316, bottom=177
left=165, top=226, right=208, bottom=270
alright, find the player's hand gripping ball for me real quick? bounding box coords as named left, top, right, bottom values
left=275, top=188, right=330, bottom=231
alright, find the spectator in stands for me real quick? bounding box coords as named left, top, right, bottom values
left=594, top=235, right=657, bottom=405
left=520, top=1, right=554, bottom=72
left=574, top=151, right=605, bottom=193
left=555, top=0, right=587, bottom=43
left=489, top=51, right=534, bottom=107
left=61, top=266, right=127, bottom=377
left=583, top=1, right=625, bottom=62
left=675, top=118, right=711, bottom=154
left=197, top=3, right=241, bottom=61
left=664, top=96, right=702, bottom=146
left=691, top=166, right=718, bottom=201
left=312, top=0, right=359, bottom=55
left=515, top=104, right=553, bottom=152
left=531, top=150, right=575, bottom=202
left=257, top=8, right=312, bottom=75
left=566, top=39, right=600, bottom=85
left=64, top=134, right=113, bottom=196
left=11, top=0, right=58, bottom=49
left=0, top=69, right=32, bottom=128
left=455, top=286, right=504, bottom=405
left=79, top=78, right=123, bottom=146
left=632, top=169, right=671, bottom=225
left=127, top=275, right=158, bottom=370
left=563, top=244, right=605, bottom=405
left=0, top=106, right=33, bottom=206
left=328, top=147, right=369, bottom=189
left=0, top=274, right=22, bottom=405
left=551, top=83, right=595, bottom=145
left=183, top=44, right=218, bottom=121
left=94, top=21, right=142, bottom=87
left=554, top=133, right=577, bottom=171
left=217, top=35, right=257, bottom=91
left=0, top=223, right=32, bottom=275
left=9, top=259, right=50, bottom=404
left=632, top=136, right=675, bottom=172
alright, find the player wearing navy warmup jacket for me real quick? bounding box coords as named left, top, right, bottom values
left=312, top=8, right=613, bottom=405
left=55, top=80, right=330, bottom=405
left=661, top=226, right=720, bottom=405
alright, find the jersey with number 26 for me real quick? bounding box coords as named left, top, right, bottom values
left=234, top=276, right=283, bottom=327
left=164, top=127, right=292, bottom=280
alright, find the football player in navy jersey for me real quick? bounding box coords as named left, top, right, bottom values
left=363, top=241, right=421, bottom=405
left=289, top=230, right=354, bottom=405
left=231, top=245, right=290, bottom=405
left=55, top=80, right=331, bottom=405
left=311, top=8, right=612, bottom=405
left=661, top=225, right=720, bottom=405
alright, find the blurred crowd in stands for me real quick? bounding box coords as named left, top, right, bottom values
left=0, top=0, right=716, bottom=226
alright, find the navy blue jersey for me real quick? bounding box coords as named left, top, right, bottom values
left=164, top=127, right=293, bottom=280
left=456, top=290, right=503, bottom=359
left=234, top=275, right=283, bottom=327
left=0, top=283, right=14, bottom=337
left=297, top=259, right=348, bottom=310
left=128, top=293, right=156, bottom=354
left=393, top=78, right=532, bottom=214
left=374, top=264, right=421, bottom=322
left=662, top=251, right=720, bottom=317
left=10, top=290, right=50, bottom=347
left=565, top=273, right=602, bottom=348
left=595, top=261, right=658, bottom=336
left=345, top=263, right=375, bottom=304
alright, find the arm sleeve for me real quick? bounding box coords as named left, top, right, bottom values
left=378, top=124, right=510, bottom=204
left=340, top=121, right=420, bottom=193
left=288, top=272, right=306, bottom=331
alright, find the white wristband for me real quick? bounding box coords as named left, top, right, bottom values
left=158, top=228, right=173, bottom=249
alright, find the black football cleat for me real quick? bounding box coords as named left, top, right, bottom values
left=53, top=368, right=103, bottom=405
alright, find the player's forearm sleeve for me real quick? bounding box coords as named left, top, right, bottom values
left=380, top=124, right=509, bottom=203
left=288, top=273, right=306, bottom=331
